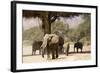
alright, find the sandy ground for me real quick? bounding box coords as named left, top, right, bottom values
left=22, top=44, right=91, bottom=63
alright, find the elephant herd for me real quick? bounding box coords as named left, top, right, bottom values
left=32, top=34, right=83, bottom=59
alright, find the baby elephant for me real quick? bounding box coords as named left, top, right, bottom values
left=63, top=43, right=70, bottom=56
left=32, top=41, right=42, bottom=55
left=74, top=42, right=83, bottom=53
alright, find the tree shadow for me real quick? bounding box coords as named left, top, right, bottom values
left=68, top=51, right=91, bottom=54
left=22, top=54, right=41, bottom=57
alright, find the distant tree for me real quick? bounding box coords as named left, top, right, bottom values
left=66, top=14, right=91, bottom=42
left=77, top=14, right=91, bottom=40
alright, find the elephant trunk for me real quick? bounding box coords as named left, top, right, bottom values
left=42, top=48, right=45, bottom=58
left=40, top=45, right=46, bottom=58
left=40, top=37, right=48, bottom=58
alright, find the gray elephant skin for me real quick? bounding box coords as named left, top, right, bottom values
left=40, top=34, right=60, bottom=59
left=32, top=40, right=42, bottom=55
left=74, top=41, right=83, bottom=53
left=58, top=36, right=64, bottom=53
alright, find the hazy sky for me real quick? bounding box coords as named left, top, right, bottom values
left=23, top=15, right=84, bottom=30
left=60, top=15, right=84, bottom=28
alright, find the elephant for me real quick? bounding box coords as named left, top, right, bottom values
left=40, top=34, right=59, bottom=59
left=74, top=41, right=83, bottom=53
left=32, top=40, right=42, bottom=55
left=58, top=36, right=64, bottom=54
left=63, top=43, right=70, bottom=56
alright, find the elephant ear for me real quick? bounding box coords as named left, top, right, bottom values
left=41, top=34, right=49, bottom=49
left=49, top=34, right=59, bottom=44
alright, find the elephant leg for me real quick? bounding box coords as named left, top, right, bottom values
left=67, top=51, right=68, bottom=56
left=51, top=48, right=55, bottom=59
left=56, top=48, right=58, bottom=58
left=65, top=49, right=67, bottom=55
left=60, top=46, right=63, bottom=54
left=81, top=48, right=82, bottom=53
left=74, top=48, right=75, bottom=53
left=59, top=46, right=62, bottom=54
left=62, top=47, right=64, bottom=54
left=32, top=49, right=33, bottom=55
left=47, top=48, right=50, bottom=59
left=66, top=47, right=69, bottom=56
left=77, top=48, right=78, bottom=53
left=56, top=45, right=59, bottom=58
left=42, top=49, right=45, bottom=58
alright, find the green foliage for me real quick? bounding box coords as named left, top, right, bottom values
left=78, top=15, right=91, bottom=37
left=67, top=15, right=91, bottom=43
left=51, top=21, right=67, bottom=33
left=23, top=26, right=44, bottom=45
left=23, top=14, right=91, bottom=45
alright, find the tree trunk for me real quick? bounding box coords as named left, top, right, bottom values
left=41, top=12, right=51, bottom=35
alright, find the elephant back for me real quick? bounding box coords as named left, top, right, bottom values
left=49, top=34, right=59, bottom=44
left=74, top=42, right=83, bottom=48
left=59, top=36, right=64, bottom=45
left=32, top=41, right=42, bottom=50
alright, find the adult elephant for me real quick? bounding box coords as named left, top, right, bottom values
left=32, top=40, right=42, bottom=55
left=74, top=41, right=83, bottom=53
left=40, top=34, right=59, bottom=59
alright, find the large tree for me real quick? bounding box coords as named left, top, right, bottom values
left=23, top=10, right=86, bottom=34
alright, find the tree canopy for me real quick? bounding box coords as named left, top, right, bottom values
left=23, top=10, right=89, bottom=34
